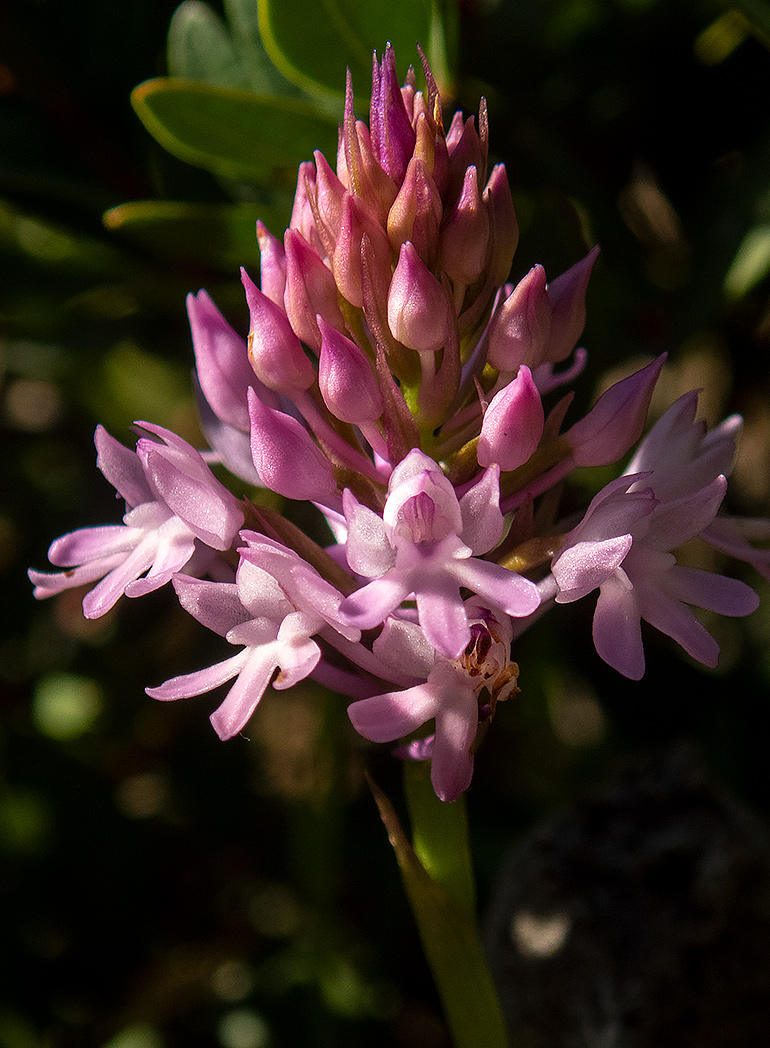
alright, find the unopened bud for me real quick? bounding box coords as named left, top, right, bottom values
left=486, top=265, right=551, bottom=372
left=387, top=241, right=450, bottom=353
left=478, top=366, right=544, bottom=471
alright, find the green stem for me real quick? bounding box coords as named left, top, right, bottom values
left=369, top=767, right=510, bottom=1048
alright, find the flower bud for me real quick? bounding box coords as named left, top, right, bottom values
left=486, top=265, right=551, bottom=372
left=313, top=149, right=345, bottom=246
left=283, top=228, right=346, bottom=352
left=318, top=317, right=382, bottom=424
left=241, top=268, right=314, bottom=393
left=484, top=164, right=519, bottom=287
left=370, top=45, right=416, bottom=184
left=545, top=246, right=600, bottom=363
left=439, top=166, right=489, bottom=286
left=333, top=192, right=391, bottom=309
left=289, top=161, right=319, bottom=248
left=478, top=365, right=544, bottom=471
left=248, top=388, right=337, bottom=502
left=187, top=289, right=255, bottom=432
left=566, top=354, right=666, bottom=467
left=387, top=156, right=442, bottom=264
left=387, top=241, right=450, bottom=353
left=256, top=221, right=286, bottom=306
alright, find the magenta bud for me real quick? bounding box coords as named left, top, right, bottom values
left=241, top=268, right=314, bottom=393
left=446, top=114, right=486, bottom=206
left=387, top=241, right=450, bottom=353
left=387, top=156, right=442, bottom=264
left=486, top=265, right=552, bottom=372
left=478, top=365, right=545, bottom=471
left=256, top=221, right=286, bottom=306
left=283, top=228, right=345, bottom=352
left=318, top=317, right=383, bottom=424
left=439, top=165, right=490, bottom=286
left=484, top=164, right=519, bottom=287
left=248, top=388, right=337, bottom=502
left=370, top=45, right=416, bottom=184
left=545, top=246, right=600, bottom=363
left=566, top=354, right=666, bottom=467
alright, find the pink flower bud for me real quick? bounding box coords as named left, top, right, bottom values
left=566, top=354, right=666, bottom=467
left=333, top=192, right=391, bottom=309
left=187, top=289, right=255, bottom=432
left=313, top=149, right=345, bottom=246
left=318, top=317, right=383, bottom=424
left=289, top=161, right=319, bottom=248
left=486, top=265, right=551, bottom=372
left=387, top=156, right=442, bottom=264
left=339, top=72, right=397, bottom=224
left=283, top=228, right=345, bottom=352
left=256, top=221, right=286, bottom=306
left=478, top=365, right=545, bottom=471
left=370, top=45, right=416, bottom=184
left=446, top=113, right=487, bottom=206
left=484, top=164, right=519, bottom=287
left=387, top=241, right=450, bottom=353
left=545, top=246, right=600, bottom=363
left=248, top=388, right=337, bottom=502
left=439, top=166, right=490, bottom=286
left=241, top=268, right=314, bottom=393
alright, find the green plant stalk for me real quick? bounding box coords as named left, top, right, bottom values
left=370, top=769, right=510, bottom=1048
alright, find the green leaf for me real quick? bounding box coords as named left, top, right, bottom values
left=131, top=78, right=339, bottom=181
left=257, top=0, right=434, bottom=98
left=370, top=776, right=510, bottom=1048
left=103, top=200, right=290, bottom=270
left=168, top=1, right=249, bottom=89
left=223, top=0, right=311, bottom=98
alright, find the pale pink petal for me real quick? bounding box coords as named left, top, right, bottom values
left=554, top=535, right=633, bottom=603
left=662, top=566, right=759, bottom=617
left=637, top=585, right=719, bottom=668
left=172, top=577, right=249, bottom=636
left=593, top=575, right=644, bottom=680
left=47, top=525, right=141, bottom=567
left=95, top=425, right=151, bottom=507
left=458, top=465, right=505, bottom=554
left=348, top=684, right=441, bottom=742
left=339, top=574, right=412, bottom=630
left=209, top=647, right=280, bottom=739
left=415, top=575, right=469, bottom=659
left=449, top=557, right=541, bottom=618
left=146, top=649, right=249, bottom=701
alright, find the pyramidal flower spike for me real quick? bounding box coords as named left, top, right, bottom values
left=31, top=45, right=768, bottom=805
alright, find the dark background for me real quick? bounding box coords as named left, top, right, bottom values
left=3, top=1, right=770, bottom=1045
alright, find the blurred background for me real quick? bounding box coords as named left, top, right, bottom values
left=3, top=0, right=770, bottom=1045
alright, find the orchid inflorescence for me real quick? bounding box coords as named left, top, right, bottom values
left=30, top=47, right=769, bottom=801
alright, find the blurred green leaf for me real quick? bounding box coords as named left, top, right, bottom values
left=724, top=223, right=770, bottom=299
left=104, top=200, right=290, bottom=269
left=257, top=0, right=434, bottom=97
left=168, top=2, right=249, bottom=89
left=131, top=78, right=339, bottom=181
left=223, top=0, right=319, bottom=99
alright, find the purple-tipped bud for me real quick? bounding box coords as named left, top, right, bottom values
left=248, top=388, right=337, bottom=501
left=486, top=265, right=551, bottom=372
left=484, top=164, right=519, bottom=287
left=387, top=156, right=442, bottom=264
left=387, top=241, right=450, bottom=353
left=545, top=246, right=600, bottom=363
left=566, top=355, right=666, bottom=467
left=318, top=317, right=383, bottom=424
left=339, top=71, right=397, bottom=223
left=333, top=192, right=391, bottom=309
left=283, top=229, right=345, bottom=352
left=370, top=45, right=416, bottom=184
left=439, top=166, right=490, bottom=286
left=241, top=268, right=314, bottom=393
left=187, top=289, right=256, bottom=432
left=256, top=221, right=286, bottom=306
left=478, top=366, right=545, bottom=471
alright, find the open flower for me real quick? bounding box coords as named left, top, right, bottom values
left=29, top=424, right=244, bottom=617
left=339, top=449, right=540, bottom=658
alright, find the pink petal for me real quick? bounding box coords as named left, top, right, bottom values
left=593, top=574, right=645, bottom=680
left=347, top=684, right=441, bottom=742
left=146, top=649, right=249, bottom=701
